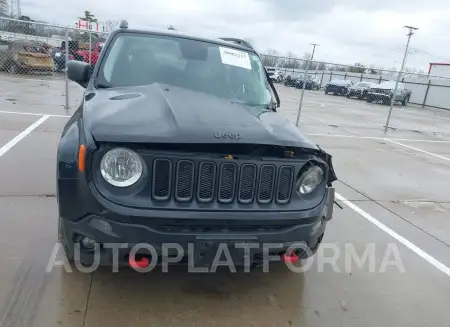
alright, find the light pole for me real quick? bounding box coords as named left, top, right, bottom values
left=384, top=26, right=418, bottom=133
left=296, top=43, right=319, bottom=127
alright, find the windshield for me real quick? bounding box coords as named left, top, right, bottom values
left=97, top=33, right=273, bottom=106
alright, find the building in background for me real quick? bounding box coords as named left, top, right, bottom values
left=428, top=63, right=450, bottom=78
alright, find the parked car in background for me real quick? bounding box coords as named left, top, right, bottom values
left=269, top=70, right=285, bottom=83
left=366, top=81, right=412, bottom=106
left=284, top=73, right=302, bottom=87
left=74, top=42, right=104, bottom=66
left=324, top=79, right=354, bottom=95
left=0, top=40, right=53, bottom=74
left=294, top=75, right=321, bottom=90
left=52, top=40, right=79, bottom=72
left=346, top=81, right=374, bottom=100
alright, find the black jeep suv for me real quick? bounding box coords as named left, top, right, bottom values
left=57, top=20, right=337, bottom=270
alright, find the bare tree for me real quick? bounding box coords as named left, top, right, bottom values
left=369, top=64, right=379, bottom=74
left=282, top=51, right=300, bottom=69
left=103, top=20, right=120, bottom=33
left=261, top=48, right=279, bottom=67
left=348, top=63, right=366, bottom=74
left=0, top=0, right=8, bottom=15
left=317, top=62, right=327, bottom=70
left=167, top=25, right=176, bottom=30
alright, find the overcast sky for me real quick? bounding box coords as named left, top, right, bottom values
left=19, top=0, right=450, bottom=71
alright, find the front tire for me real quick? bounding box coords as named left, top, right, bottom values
left=58, top=217, right=74, bottom=262
left=402, top=96, right=410, bottom=106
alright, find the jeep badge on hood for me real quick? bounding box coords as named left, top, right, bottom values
left=214, top=132, right=241, bottom=140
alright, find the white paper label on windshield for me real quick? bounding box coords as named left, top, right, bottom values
left=219, top=47, right=251, bottom=70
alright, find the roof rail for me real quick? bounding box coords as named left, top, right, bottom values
left=119, top=20, right=128, bottom=29
left=219, top=38, right=254, bottom=50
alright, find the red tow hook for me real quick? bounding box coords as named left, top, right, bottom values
left=281, top=250, right=299, bottom=264
left=128, top=256, right=150, bottom=269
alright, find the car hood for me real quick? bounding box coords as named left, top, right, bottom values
left=83, top=83, right=317, bottom=149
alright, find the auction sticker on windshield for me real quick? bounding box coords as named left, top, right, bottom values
left=219, top=47, right=251, bottom=70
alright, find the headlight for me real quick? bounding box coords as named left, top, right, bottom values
left=100, top=148, right=143, bottom=187
left=296, top=166, right=324, bottom=195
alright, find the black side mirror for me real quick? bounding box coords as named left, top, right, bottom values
left=67, top=60, right=91, bottom=88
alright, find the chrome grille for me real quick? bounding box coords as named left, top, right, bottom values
left=151, top=158, right=295, bottom=204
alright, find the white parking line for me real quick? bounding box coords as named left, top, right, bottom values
left=0, top=115, right=50, bottom=157
left=307, top=133, right=450, bottom=144
left=336, top=193, right=450, bottom=277
left=386, top=139, right=450, bottom=161
left=0, top=110, right=71, bottom=118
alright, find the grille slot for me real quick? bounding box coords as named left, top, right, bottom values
left=152, top=159, right=172, bottom=200
left=257, top=165, right=276, bottom=203
left=197, top=162, right=216, bottom=203
left=175, top=160, right=195, bottom=201
left=276, top=166, right=294, bottom=203
left=218, top=162, right=237, bottom=203
left=238, top=164, right=257, bottom=203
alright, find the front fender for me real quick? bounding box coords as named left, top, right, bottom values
left=57, top=122, right=80, bottom=179
left=57, top=112, right=103, bottom=220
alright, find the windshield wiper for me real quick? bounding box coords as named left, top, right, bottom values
left=231, top=101, right=270, bottom=108
left=95, top=83, right=112, bottom=89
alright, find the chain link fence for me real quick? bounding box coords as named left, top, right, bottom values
left=1, top=16, right=449, bottom=137
left=263, top=54, right=450, bottom=136
left=0, top=16, right=108, bottom=110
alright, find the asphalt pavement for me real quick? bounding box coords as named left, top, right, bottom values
left=0, top=79, right=450, bottom=327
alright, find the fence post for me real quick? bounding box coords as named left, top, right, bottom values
left=378, top=75, right=382, bottom=84
left=64, top=29, right=69, bottom=110
left=360, top=74, right=363, bottom=82
left=321, top=70, right=324, bottom=86
left=422, top=80, right=431, bottom=108
left=330, top=72, right=333, bottom=82
left=344, top=73, right=347, bottom=80
left=89, top=30, right=92, bottom=65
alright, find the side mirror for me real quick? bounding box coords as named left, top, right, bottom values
left=67, top=60, right=91, bottom=88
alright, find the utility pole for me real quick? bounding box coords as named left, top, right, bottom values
left=296, top=43, right=320, bottom=126
left=384, top=26, right=418, bottom=133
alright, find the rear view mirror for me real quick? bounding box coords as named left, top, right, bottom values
left=67, top=60, right=91, bottom=88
